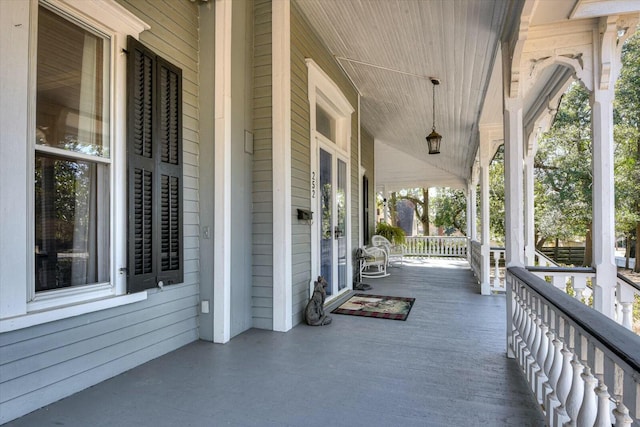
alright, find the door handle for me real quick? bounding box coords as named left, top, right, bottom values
left=334, top=226, right=342, bottom=239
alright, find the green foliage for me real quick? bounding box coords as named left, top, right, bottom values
left=614, top=31, right=640, bottom=263
left=430, top=187, right=467, bottom=235
left=489, top=148, right=505, bottom=244
left=375, top=222, right=406, bottom=245
left=535, top=82, right=593, bottom=245
left=532, top=30, right=640, bottom=272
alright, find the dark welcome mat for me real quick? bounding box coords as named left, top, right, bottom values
left=331, top=294, right=415, bottom=321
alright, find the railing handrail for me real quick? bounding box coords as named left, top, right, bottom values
left=510, top=266, right=640, bottom=372
left=526, top=266, right=596, bottom=274
left=405, top=235, right=467, bottom=240
left=534, top=249, right=558, bottom=266
left=617, top=271, right=640, bottom=293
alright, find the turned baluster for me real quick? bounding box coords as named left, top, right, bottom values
left=620, top=302, right=633, bottom=330
left=492, top=250, right=501, bottom=289
left=576, top=367, right=597, bottom=426
left=593, top=379, right=612, bottom=427
left=572, top=275, right=587, bottom=304
left=552, top=344, right=573, bottom=426
left=513, top=295, right=524, bottom=346
left=527, top=316, right=543, bottom=390
left=524, top=312, right=538, bottom=375
left=563, top=355, right=585, bottom=425
left=545, top=337, right=564, bottom=425
left=519, top=306, right=533, bottom=368
left=534, top=322, right=549, bottom=404
left=612, top=397, right=633, bottom=427
left=541, top=330, right=556, bottom=404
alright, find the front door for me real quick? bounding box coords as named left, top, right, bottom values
left=318, top=146, right=348, bottom=298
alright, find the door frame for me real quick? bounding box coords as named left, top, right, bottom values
left=306, top=59, right=354, bottom=302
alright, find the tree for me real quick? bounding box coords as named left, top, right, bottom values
left=430, top=187, right=467, bottom=235
left=535, top=82, right=593, bottom=266
left=614, top=30, right=640, bottom=272
left=397, top=188, right=430, bottom=235
left=489, top=147, right=505, bottom=244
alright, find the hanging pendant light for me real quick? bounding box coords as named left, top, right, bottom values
left=426, top=78, right=442, bottom=154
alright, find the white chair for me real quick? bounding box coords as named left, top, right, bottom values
left=371, top=235, right=405, bottom=266
left=357, top=246, right=389, bottom=278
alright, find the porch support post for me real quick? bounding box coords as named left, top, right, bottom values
left=504, top=97, right=525, bottom=268
left=479, top=136, right=492, bottom=296
left=590, top=16, right=620, bottom=318
left=272, top=0, right=293, bottom=331
left=524, top=153, right=536, bottom=266
left=213, top=0, right=233, bottom=343
left=467, top=180, right=477, bottom=241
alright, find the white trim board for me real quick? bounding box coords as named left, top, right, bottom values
left=272, top=0, right=293, bottom=332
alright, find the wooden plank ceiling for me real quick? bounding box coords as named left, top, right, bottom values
left=294, top=0, right=511, bottom=189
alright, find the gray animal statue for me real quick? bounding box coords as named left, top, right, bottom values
left=304, top=276, right=332, bottom=326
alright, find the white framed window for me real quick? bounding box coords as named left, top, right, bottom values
left=27, top=1, right=149, bottom=313
left=32, top=2, right=113, bottom=309
left=0, top=0, right=149, bottom=329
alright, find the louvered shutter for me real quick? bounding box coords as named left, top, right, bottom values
left=156, top=57, right=183, bottom=286
left=127, top=37, right=183, bottom=293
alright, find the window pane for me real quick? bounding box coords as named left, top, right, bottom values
left=36, top=5, right=110, bottom=157
left=35, top=153, right=110, bottom=292
left=316, top=105, right=336, bottom=142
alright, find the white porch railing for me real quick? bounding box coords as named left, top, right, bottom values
left=507, top=267, right=640, bottom=426
left=528, top=266, right=596, bottom=308
left=535, top=250, right=558, bottom=267
left=490, top=247, right=505, bottom=291
left=404, top=236, right=468, bottom=257
left=616, top=273, right=640, bottom=331
left=527, top=267, right=640, bottom=333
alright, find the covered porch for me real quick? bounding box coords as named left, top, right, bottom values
left=5, top=259, right=544, bottom=426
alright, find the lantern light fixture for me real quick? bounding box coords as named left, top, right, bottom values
left=426, top=78, right=442, bottom=154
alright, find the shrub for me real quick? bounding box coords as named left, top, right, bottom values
left=375, top=223, right=406, bottom=245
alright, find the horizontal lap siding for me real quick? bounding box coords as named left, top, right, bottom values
left=253, top=0, right=273, bottom=330
left=0, top=1, right=200, bottom=422
left=290, top=3, right=359, bottom=326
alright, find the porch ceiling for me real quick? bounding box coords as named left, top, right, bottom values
left=295, top=0, right=623, bottom=191
left=294, top=0, right=513, bottom=189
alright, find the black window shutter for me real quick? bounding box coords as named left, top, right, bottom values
left=127, top=36, right=183, bottom=293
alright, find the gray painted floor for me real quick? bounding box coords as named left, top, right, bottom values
left=6, top=259, right=545, bottom=426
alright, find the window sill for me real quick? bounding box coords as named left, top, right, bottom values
left=0, top=292, right=147, bottom=333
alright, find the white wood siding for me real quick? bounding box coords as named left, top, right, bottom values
left=252, top=0, right=273, bottom=330
left=0, top=1, right=200, bottom=422
left=290, top=3, right=359, bottom=325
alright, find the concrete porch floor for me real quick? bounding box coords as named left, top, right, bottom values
left=5, top=259, right=544, bottom=426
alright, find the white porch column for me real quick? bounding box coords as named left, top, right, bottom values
left=272, top=0, right=293, bottom=331
left=524, top=154, right=536, bottom=266
left=467, top=180, right=477, bottom=240
left=213, top=0, right=233, bottom=343
left=479, top=140, right=492, bottom=296
left=504, top=97, right=525, bottom=268
left=590, top=16, right=624, bottom=319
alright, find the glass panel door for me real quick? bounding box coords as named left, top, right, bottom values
left=318, top=147, right=349, bottom=297
left=336, top=159, right=347, bottom=292
left=319, top=148, right=333, bottom=296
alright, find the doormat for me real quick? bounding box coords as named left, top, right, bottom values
left=331, top=294, right=415, bottom=321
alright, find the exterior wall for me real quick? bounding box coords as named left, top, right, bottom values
left=0, top=1, right=200, bottom=422
left=290, top=2, right=359, bottom=325
left=252, top=0, right=274, bottom=330
left=361, top=127, right=376, bottom=245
